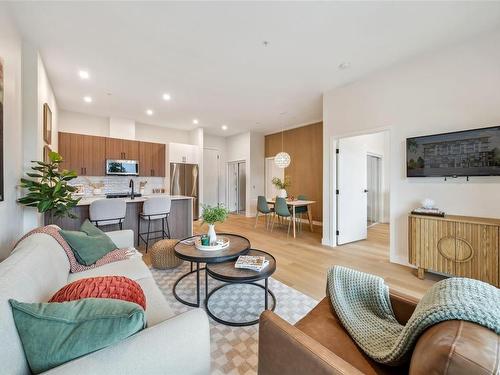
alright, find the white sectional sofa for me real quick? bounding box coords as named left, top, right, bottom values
left=0, top=229, right=211, bottom=375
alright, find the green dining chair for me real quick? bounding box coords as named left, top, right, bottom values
left=295, top=194, right=308, bottom=232
left=255, top=196, right=274, bottom=229
left=271, top=197, right=292, bottom=236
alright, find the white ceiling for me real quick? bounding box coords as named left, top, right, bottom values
left=8, top=1, right=500, bottom=136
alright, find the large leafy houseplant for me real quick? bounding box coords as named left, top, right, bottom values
left=18, top=151, right=80, bottom=222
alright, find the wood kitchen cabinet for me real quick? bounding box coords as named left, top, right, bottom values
left=58, top=132, right=105, bottom=176
left=408, top=214, right=499, bottom=287
left=139, top=141, right=165, bottom=177
left=105, top=137, right=139, bottom=160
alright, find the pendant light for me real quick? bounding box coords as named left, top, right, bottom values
left=275, top=129, right=291, bottom=168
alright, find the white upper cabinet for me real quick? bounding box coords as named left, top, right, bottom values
left=168, top=142, right=201, bottom=164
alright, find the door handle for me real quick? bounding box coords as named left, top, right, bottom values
left=364, top=189, right=368, bottom=193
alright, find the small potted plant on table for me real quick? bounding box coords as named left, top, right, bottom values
left=272, top=176, right=291, bottom=198
left=201, top=204, right=229, bottom=245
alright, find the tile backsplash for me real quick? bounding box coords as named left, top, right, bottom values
left=70, top=176, right=168, bottom=196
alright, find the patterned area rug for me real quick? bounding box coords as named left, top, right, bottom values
left=151, top=262, right=318, bottom=375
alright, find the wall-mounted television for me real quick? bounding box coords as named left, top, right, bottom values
left=406, top=126, right=500, bottom=177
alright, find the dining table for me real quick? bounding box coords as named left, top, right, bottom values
left=266, top=198, right=316, bottom=238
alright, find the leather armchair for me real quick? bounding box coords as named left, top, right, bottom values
left=258, top=290, right=499, bottom=375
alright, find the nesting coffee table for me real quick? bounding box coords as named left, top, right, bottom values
left=205, top=249, right=276, bottom=326
left=173, top=233, right=250, bottom=307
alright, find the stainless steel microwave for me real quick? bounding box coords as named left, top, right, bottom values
left=106, top=160, right=139, bottom=176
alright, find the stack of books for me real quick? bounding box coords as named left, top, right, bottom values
left=235, top=255, right=269, bottom=272
left=411, top=207, right=445, bottom=217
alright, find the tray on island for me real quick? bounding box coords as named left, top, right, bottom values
left=194, top=236, right=230, bottom=251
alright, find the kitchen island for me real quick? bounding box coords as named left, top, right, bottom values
left=48, top=195, right=193, bottom=241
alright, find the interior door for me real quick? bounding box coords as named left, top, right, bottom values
left=228, top=162, right=239, bottom=213
left=366, top=155, right=381, bottom=225
left=238, top=161, right=246, bottom=214
left=203, top=148, right=220, bottom=206
left=337, top=137, right=368, bottom=245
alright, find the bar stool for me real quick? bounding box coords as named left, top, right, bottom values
left=89, top=199, right=126, bottom=230
left=138, top=196, right=171, bottom=252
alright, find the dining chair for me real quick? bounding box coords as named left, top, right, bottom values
left=271, top=197, right=292, bottom=236
left=295, top=194, right=308, bottom=232
left=255, top=196, right=274, bottom=229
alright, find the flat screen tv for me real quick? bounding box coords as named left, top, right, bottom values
left=406, top=126, right=500, bottom=177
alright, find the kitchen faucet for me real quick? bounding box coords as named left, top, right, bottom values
left=129, top=179, right=135, bottom=200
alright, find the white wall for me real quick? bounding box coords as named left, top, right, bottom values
left=249, top=132, right=265, bottom=215
left=58, top=110, right=109, bottom=136
left=0, top=4, right=24, bottom=260
left=109, top=117, right=135, bottom=140
left=323, top=30, right=500, bottom=266
left=204, top=134, right=227, bottom=206
left=21, top=42, right=59, bottom=232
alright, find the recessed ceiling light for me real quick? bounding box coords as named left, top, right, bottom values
left=338, top=62, right=351, bottom=70
left=83, top=96, right=92, bottom=103
left=262, top=41, right=270, bottom=47
left=162, top=93, right=171, bottom=101
left=146, top=109, right=154, bottom=116
left=221, top=125, right=228, bottom=131
left=192, top=119, right=199, bottom=125
left=79, top=70, right=90, bottom=79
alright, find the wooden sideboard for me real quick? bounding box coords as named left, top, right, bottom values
left=408, top=214, right=500, bottom=287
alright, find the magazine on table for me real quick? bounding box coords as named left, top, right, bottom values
left=235, top=255, right=269, bottom=272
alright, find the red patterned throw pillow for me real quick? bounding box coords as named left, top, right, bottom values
left=49, top=276, right=146, bottom=310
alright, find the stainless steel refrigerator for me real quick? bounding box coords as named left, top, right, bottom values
left=170, top=163, right=199, bottom=219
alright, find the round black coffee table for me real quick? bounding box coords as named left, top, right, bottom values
left=205, top=249, right=276, bottom=326
left=173, top=233, right=250, bottom=307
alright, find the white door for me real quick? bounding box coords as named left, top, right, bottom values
left=265, top=157, right=284, bottom=199
left=337, top=137, right=368, bottom=245
left=203, top=148, right=219, bottom=206
left=228, top=162, right=238, bottom=213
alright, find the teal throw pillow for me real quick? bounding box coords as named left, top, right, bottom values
left=10, top=298, right=145, bottom=374
left=60, top=219, right=117, bottom=265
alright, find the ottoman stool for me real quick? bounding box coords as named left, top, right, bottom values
left=150, top=239, right=182, bottom=269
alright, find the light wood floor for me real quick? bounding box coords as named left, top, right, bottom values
left=142, top=214, right=443, bottom=301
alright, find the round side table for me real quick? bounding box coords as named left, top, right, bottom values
left=205, top=249, right=276, bottom=326
left=173, top=233, right=250, bottom=307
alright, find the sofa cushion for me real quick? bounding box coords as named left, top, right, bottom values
left=60, top=220, right=117, bottom=266
left=295, top=297, right=407, bottom=375
left=50, top=276, right=146, bottom=310
left=136, top=277, right=174, bottom=326
left=67, top=256, right=151, bottom=283
left=1, top=233, right=70, bottom=375
left=9, top=298, right=145, bottom=374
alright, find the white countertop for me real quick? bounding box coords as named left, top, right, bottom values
left=76, top=194, right=193, bottom=206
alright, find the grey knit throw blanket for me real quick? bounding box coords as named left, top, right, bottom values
left=327, top=266, right=500, bottom=365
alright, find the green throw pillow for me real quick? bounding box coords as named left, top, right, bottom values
left=10, top=298, right=145, bottom=374
left=60, top=220, right=117, bottom=265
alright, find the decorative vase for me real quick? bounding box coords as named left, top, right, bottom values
left=207, top=224, right=217, bottom=245
left=278, top=189, right=287, bottom=198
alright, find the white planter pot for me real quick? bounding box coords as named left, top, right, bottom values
left=277, top=189, right=287, bottom=198
left=207, top=224, right=217, bottom=245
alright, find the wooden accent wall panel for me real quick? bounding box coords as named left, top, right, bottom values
left=408, top=214, right=499, bottom=287
left=265, top=122, right=323, bottom=222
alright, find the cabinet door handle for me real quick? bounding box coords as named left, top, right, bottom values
left=84, top=167, right=87, bottom=175
left=151, top=169, right=154, bottom=176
